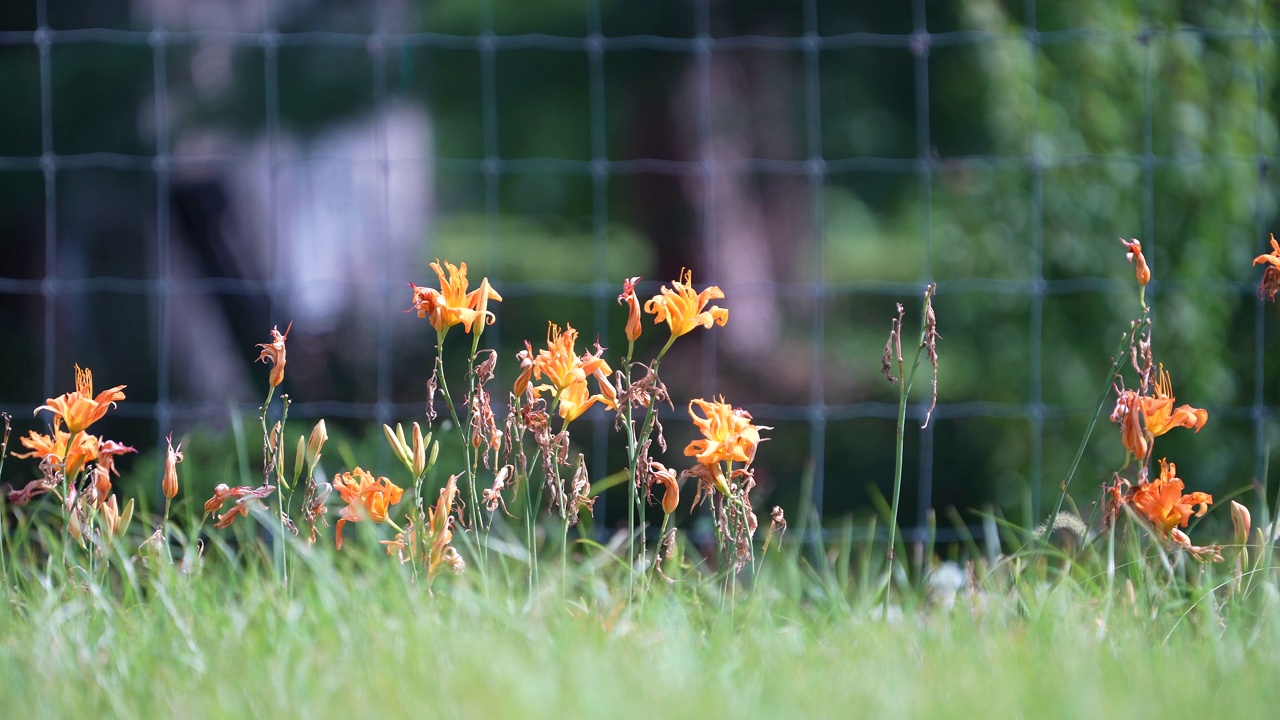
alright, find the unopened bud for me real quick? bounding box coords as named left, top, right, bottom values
left=306, top=419, right=328, bottom=471
left=291, top=435, right=306, bottom=490
left=1231, top=501, right=1251, bottom=547
left=383, top=423, right=412, bottom=470
left=412, top=422, right=427, bottom=477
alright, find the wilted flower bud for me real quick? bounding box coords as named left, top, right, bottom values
left=650, top=461, right=679, bottom=516
left=255, top=323, right=291, bottom=388
left=162, top=433, right=183, bottom=500
left=618, top=276, right=643, bottom=343
left=1120, top=238, right=1150, bottom=287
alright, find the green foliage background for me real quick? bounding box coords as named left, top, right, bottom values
left=0, top=0, right=1278, bottom=531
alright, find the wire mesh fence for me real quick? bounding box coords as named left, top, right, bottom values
left=0, top=0, right=1277, bottom=544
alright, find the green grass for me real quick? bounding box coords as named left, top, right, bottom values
left=1, top=519, right=1278, bottom=719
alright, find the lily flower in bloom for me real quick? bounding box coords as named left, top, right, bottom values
left=618, top=276, right=643, bottom=343
left=556, top=377, right=614, bottom=425
left=333, top=468, right=404, bottom=550
left=408, top=259, right=502, bottom=336
left=534, top=324, right=610, bottom=394
left=1109, top=365, right=1207, bottom=460
left=36, top=365, right=126, bottom=435
left=1119, top=238, right=1150, bottom=287
left=684, top=397, right=766, bottom=470
left=517, top=324, right=616, bottom=423
left=644, top=269, right=728, bottom=340
left=12, top=429, right=99, bottom=478
left=1253, top=234, right=1280, bottom=302
left=1132, top=458, right=1212, bottom=535
left=256, top=323, right=291, bottom=388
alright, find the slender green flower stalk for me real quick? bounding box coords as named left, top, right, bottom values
left=0, top=412, right=10, bottom=585
left=881, top=284, right=938, bottom=615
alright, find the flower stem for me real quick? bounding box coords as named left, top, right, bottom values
left=623, top=335, right=675, bottom=598
left=884, top=292, right=931, bottom=616
left=434, top=329, right=486, bottom=578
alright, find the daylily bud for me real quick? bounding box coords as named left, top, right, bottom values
left=101, top=495, right=134, bottom=539
left=1231, top=501, right=1251, bottom=547
left=383, top=423, right=412, bottom=470
left=412, top=422, right=427, bottom=477
left=292, top=435, right=306, bottom=489
left=307, top=420, right=328, bottom=469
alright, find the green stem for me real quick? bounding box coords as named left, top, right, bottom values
left=1043, top=324, right=1138, bottom=545
left=59, top=429, right=84, bottom=568
left=624, top=335, right=675, bottom=596
left=0, top=414, right=11, bottom=588
left=620, top=348, right=637, bottom=599
left=884, top=290, right=933, bottom=617
left=464, top=330, right=487, bottom=570
left=260, top=386, right=290, bottom=587
left=434, top=329, right=486, bottom=579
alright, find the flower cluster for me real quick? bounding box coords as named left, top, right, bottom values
left=1105, top=240, right=1216, bottom=558
left=333, top=468, right=404, bottom=551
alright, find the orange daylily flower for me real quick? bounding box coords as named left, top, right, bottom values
left=408, top=259, right=502, bottom=335
left=36, top=365, right=126, bottom=435
left=12, top=428, right=100, bottom=477
left=1109, top=365, right=1207, bottom=460
left=517, top=324, right=616, bottom=423
left=333, top=467, right=404, bottom=550
left=162, top=433, right=183, bottom=500
left=618, top=276, right=643, bottom=343
left=1119, top=238, right=1150, bottom=287
left=1132, top=458, right=1213, bottom=534
left=556, top=377, right=611, bottom=425
left=1253, top=234, right=1280, bottom=302
left=644, top=269, right=728, bottom=339
left=256, top=323, right=290, bottom=388
left=684, top=397, right=766, bottom=470
left=534, top=324, right=612, bottom=394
